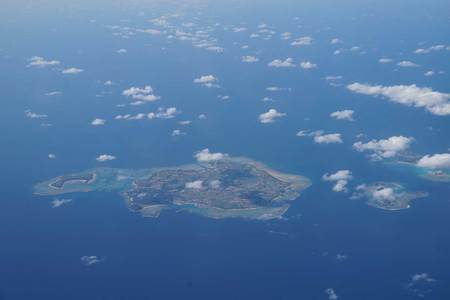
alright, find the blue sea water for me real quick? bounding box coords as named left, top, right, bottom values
left=1, top=1, right=450, bottom=299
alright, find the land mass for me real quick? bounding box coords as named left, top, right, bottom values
left=34, top=157, right=311, bottom=220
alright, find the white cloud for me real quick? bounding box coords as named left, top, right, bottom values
left=314, top=133, right=343, bottom=144
left=331, top=38, right=342, bottom=44
left=291, top=36, right=313, bottom=46
left=397, top=60, right=419, bottom=67
left=325, top=288, right=338, bottom=300
left=116, top=48, right=127, bottom=54
left=194, top=75, right=219, bottom=88
left=96, top=154, right=116, bottom=162
left=259, top=109, right=286, bottom=123
left=241, top=55, right=259, bottom=63
left=296, top=130, right=343, bottom=144
left=185, top=180, right=203, bottom=189
left=48, top=153, right=56, bottom=159
left=268, top=58, right=295, bottom=68
left=51, top=198, right=72, bottom=208
left=171, top=129, right=185, bottom=136
left=266, top=86, right=291, bottom=92
left=416, top=153, right=450, bottom=169
left=179, top=120, right=191, bottom=125
left=80, top=256, right=102, bottom=266
left=122, top=86, right=160, bottom=102
left=300, top=61, right=317, bottom=69
left=424, top=71, right=435, bottom=77
left=411, top=273, right=436, bottom=283
left=28, top=56, right=60, bottom=68
left=195, top=148, right=228, bottom=162
left=415, top=45, right=447, bottom=54
left=379, top=58, right=393, bottom=64
left=45, top=91, right=62, bottom=96
left=347, top=83, right=450, bottom=116
left=25, top=110, right=47, bottom=119
left=323, top=170, right=353, bottom=192
left=353, top=136, right=413, bottom=159
left=91, top=118, right=106, bottom=126
left=62, top=67, right=84, bottom=74
left=372, top=186, right=395, bottom=201
left=330, top=109, right=354, bottom=121
left=198, top=114, right=207, bottom=119
left=281, top=32, right=292, bottom=40
left=148, top=107, right=180, bottom=119
left=233, top=27, right=247, bottom=32
left=104, top=80, right=113, bottom=86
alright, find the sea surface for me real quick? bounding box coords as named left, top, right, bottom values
left=0, top=1, right=449, bottom=299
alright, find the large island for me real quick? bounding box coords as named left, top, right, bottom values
left=34, top=157, right=311, bottom=220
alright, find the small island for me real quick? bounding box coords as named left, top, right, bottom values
left=34, top=157, right=311, bottom=220
left=352, top=182, right=427, bottom=211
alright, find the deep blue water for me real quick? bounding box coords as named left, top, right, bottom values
left=1, top=1, right=450, bottom=299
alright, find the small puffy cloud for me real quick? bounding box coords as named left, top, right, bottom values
left=266, top=86, right=291, bottom=92
left=424, top=70, right=435, bottom=77
left=330, top=109, right=354, bottom=121
left=80, top=256, right=102, bottom=266
left=397, top=60, right=419, bottom=67
left=280, top=32, right=292, bottom=40
left=268, top=58, right=295, bottom=68
left=233, top=27, right=247, bottom=32
left=91, top=118, right=106, bottom=126
left=411, top=273, right=436, bottom=283
left=48, top=153, right=56, bottom=159
left=331, top=38, right=342, bottom=44
left=407, top=273, right=436, bottom=297
left=116, top=48, right=127, bottom=54
left=291, top=36, right=313, bottom=46
left=241, top=55, right=259, bottom=63
left=300, top=61, right=317, bottom=69
left=325, top=288, right=338, bottom=300
left=194, top=75, right=219, bottom=88
left=179, top=120, right=191, bottom=125
left=378, top=58, right=393, bottom=64
left=171, top=129, right=185, bottom=136
left=185, top=180, right=203, bottom=189
left=25, top=110, right=47, bottom=119
left=28, top=56, right=60, bottom=68
left=353, top=136, right=413, bottom=159
left=104, top=80, right=113, bottom=86
left=416, top=153, right=450, bottom=169
left=123, top=86, right=160, bottom=103
left=259, top=109, right=286, bottom=123
left=347, top=83, right=450, bottom=116
left=96, top=154, right=116, bottom=162
left=415, top=45, right=447, bottom=54
left=51, top=198, right=72, bottom=208
left=62, top=67, right=83, bottom=74
left=45, top=91, right=62, bottom=96
left=198, top=114, right=207, bottom=119
left=148, top=107, right=180, bottom=119
left=323, top=170, right=353, bottom=192
left=195, top=148, right=228, bottom=162
left=314, top=133, right=343, bottom=144
left=296, top=130, right=343, bottom=144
